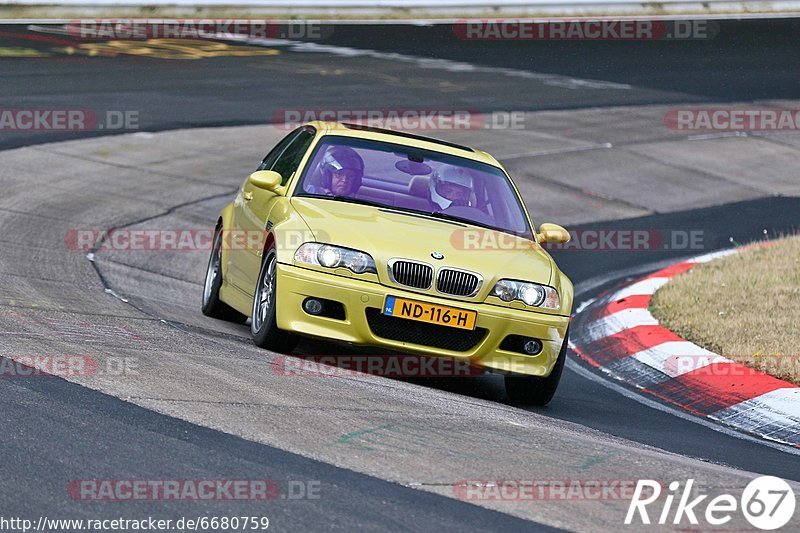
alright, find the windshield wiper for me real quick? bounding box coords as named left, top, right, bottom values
left=385, top=206, right=516, bottom=236
left=424, top=211, right=533, bottom=241
left=378, top=208, right=465, bottom=226
left=424, top=211, right=502, bottom=233
left=297, top=194, right=387, bottom=209
left=298, top=194, right=528, bottom=239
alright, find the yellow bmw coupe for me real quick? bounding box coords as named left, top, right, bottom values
left=202, top=121, right=573, bottom=404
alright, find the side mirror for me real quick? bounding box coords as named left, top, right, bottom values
left=537, top=223, right=570, bottom=244
left=248, top=170, right=282, bottom=192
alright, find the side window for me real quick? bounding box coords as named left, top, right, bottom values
left=270, top=129, right=316, bottom=185
left=255, top=129, right=302, bottom=172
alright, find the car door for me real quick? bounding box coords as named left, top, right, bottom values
left=228, top=127, right=316, bottom=294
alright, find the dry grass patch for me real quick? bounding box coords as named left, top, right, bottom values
left=650, top=235, right=800, bottom=384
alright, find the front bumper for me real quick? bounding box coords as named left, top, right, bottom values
left=276, top=262, right=570, bottom=377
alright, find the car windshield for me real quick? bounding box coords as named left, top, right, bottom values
left=295, top=135, right=533, bottom=240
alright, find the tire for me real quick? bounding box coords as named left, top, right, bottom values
left=251, top=247, right=298, bottom=352
left=202, top=226, right=248, bottom=324
left=504, top=327, right=569, bottom=406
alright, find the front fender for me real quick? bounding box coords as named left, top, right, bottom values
left=218, top=202, right=236, bottom=279
left=553, top=267, right=574, bottom=318
left=265, top=198, right=316, bottom=265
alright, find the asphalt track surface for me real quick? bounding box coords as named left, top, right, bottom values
left=2, top=18, right=800, bottom=149
left=1, top=20, right=799, bottom=531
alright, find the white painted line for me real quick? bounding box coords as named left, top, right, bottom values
left=574, top=296, right=596, bottom=314
left=103, top=288, right=129, bottom=303
left=572, top=256, right=683, bottom=301
left=239, top=37, right=633, bottom=90
left=689, top=249, right=738, bottom=263
left=688, top=131, right=749, bottom=141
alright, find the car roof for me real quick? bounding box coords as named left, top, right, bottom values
left=305, top=121, right=504, bottom=169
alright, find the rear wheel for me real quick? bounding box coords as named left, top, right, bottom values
left=504, top=327, right=569, bottom=406
left=251, top=248, right=298, bottom=352
left=202, top=226, right=247, bottom=324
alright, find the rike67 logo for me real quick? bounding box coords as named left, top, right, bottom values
left=626, top=477, right=796, bottom=530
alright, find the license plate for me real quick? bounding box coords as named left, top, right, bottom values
left=382, top=296, right=477, bottom=330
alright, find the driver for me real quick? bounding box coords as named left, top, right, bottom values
left=305, top=145, right=364, bottom=196
left=430, top=166, right=474, bottom=209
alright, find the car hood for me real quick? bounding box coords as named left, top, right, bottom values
left=290, top=197, right=554, bottom=292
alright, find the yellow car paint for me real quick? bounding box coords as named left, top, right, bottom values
left=215, top=121, right=572, bottom=377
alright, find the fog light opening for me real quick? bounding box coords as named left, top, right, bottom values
left=303, top=298, right=324, bottom=316
left=523, top=338, right=543, bottom=356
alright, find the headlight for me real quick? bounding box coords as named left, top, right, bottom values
left=294, top=243, right=377, bottom=274
left=317, top=246, right=341, bottom=268
left=491, top=279, right=559, bottom=310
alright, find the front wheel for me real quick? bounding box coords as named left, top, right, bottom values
left=251, top=248, right=298, bottom=352
left=202, top=226, right=247, bottom=324
left=504, top=327, right=569, bottom=406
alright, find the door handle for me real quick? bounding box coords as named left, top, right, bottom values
left=243, top=191, right=253, bottom=202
